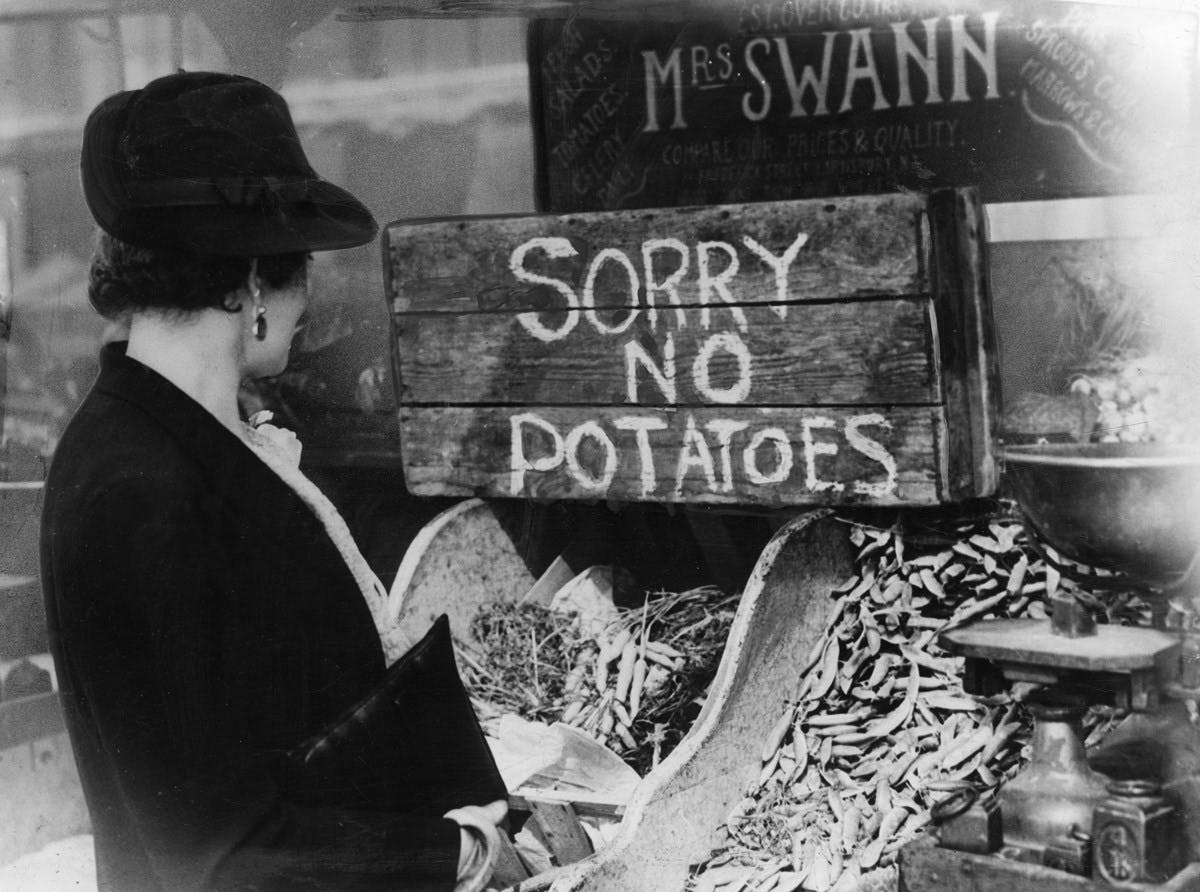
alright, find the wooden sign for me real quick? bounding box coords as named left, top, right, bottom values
left=529, top=1, right=1195, bottom=211
left=385, top=189, right=997, bottom=507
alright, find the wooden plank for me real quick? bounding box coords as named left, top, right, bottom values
left=526, top=800, right=595, bottom=866
left=492, top=831, right=535, bottom=888
left=508, top=793, right=624, bottom=821
left=393, top=298, right=937, bottom=406
left=385, top=193, right=928, bottom=314
left=397, top=405, right=945, bottom=505
left=942, top=620, right=1179, bottom=674
left=928, top=189, right=1000, bottom=500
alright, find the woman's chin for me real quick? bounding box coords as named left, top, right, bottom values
left=247, top=355, right=289, bottom=380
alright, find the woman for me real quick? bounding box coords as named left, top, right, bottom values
left=40, top=71, right=507, bottom=891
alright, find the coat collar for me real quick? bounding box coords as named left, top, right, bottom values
left=93, top=340, right=305, bottom=531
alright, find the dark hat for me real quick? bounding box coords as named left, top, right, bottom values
left=81, top=71, right=378, bottom=256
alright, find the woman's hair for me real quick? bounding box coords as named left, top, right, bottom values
left=87, top=232, right=309, bottom=320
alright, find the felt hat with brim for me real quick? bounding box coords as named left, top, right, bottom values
left=81, top=70, right=378, bottom=256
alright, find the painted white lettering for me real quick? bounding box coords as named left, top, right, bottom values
left=892, top=18, right=944, bottom=108
left=716, top=42, right=734, bottom=80
left=696, top=241, right=748, bottom=331
left=690, top=44, right=713, bottom=85
left=565, top=421, right=618, bottom=491
left=706, top=419, right=750, bottom=491
left=845, top=413, right=898, bottom=497
left=674, top=414, right=718, bottom=496
left=625, top=333, right=677, bottom=403
left=949, top=12, right=1001, bottom=103
left=642, top=237, right=690, bottom=329
left=743, top=427, right=794, bottom=486
left=643, top=48, right=687, bottom=132
left=510, top=237, right=580, bottom=343
left=742, top=38, right=773, bottom=122
left=615, top=415, right=668, bottom=496
left=742, top=232, right=810, bottom=319
left=775, top=32, right=836, bottom=117
left=802, top=416, right=844, bottom=492
left=840, top=28, right=890, bottom=113
left=693, top=331, right=752, bottom=404
left=582, top=247, right=640, bottom=335
left=510, top=412, right=565, bottom=495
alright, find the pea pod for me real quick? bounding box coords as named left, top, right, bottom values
left=761, top=708, right=795, bottom=763
left=863, top=662, right=919, bottom=738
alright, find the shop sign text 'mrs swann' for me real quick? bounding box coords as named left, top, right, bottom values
left=530, top=0, right=1194, bottom=210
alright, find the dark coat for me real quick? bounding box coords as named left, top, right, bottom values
left=41, top=343, right=461, bottom=891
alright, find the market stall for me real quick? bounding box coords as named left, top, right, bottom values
left=371, top=1, right=1200, bottom=890
left=1, top=1, right=1198, bottom=889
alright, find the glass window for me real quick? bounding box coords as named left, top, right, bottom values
left=0, top=8, right=533, bottom=481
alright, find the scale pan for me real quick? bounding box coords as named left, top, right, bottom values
left=1003, top=443, right=1200, bottom=585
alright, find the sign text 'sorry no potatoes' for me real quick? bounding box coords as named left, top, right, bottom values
left=504, top=228, right=900, bottom=500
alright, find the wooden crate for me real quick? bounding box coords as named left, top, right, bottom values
left=384, top=188, right=998, bottom=509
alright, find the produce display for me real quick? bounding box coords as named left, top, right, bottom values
left=686, top=508, right=1139, bottom=892
left=1002, top=353, right=1198, bottom=447
left=1069, top=354, right=1199, bottom=445
left=459, top=585, right=739, bottom=776
left=455, top=506, right=1151, bottom=891
left=999, top=246, right=1198, bottom=448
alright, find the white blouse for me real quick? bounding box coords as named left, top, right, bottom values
left=242, top=412, right=416, bottom=665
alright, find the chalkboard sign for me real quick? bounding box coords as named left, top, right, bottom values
left=385, top=189, right=997, bottom=507
left=529, top=1, right=1195, bottom=211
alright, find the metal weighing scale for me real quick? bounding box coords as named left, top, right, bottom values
left=899, top=444, right=1200, bottom=891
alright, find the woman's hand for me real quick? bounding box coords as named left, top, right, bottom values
left=444, top=799, right=509, bottom=892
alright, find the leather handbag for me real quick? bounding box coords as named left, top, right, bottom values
left=281, top=614, right=507, bottom=815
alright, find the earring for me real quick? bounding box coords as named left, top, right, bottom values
left=252, top=304, right=267, bottom=341
left=248, top=259, right=266, bottom=341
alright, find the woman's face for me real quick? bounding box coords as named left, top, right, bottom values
left=243, top=262, right=312, bottom=379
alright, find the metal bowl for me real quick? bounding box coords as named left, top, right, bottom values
left=1002, top=443, right=1200, bottom=584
